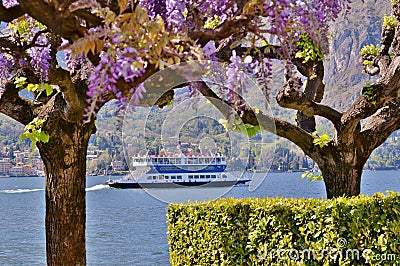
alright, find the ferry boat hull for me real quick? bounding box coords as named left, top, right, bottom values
left=106, top=179, right=250, bottom=189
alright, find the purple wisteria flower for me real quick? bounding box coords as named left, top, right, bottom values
left=3, top=0, right=18, bottom=8
left=202, top=41, right=217, bottom=59
left=28, top=46, right=51, bottom=80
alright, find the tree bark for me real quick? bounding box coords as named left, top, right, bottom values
left=37, top=120, right=95, bottom=266
left=321, top=164, right=362, bottom=199
left=317, top=147, right=368, bottom=199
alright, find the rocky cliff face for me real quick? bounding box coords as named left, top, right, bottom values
left=324, top=0, right=391, bottom=111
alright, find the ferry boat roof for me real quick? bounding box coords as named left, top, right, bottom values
left=131, top=153, right=226, bottom=166
left=139, top=153, right=225, bottom=158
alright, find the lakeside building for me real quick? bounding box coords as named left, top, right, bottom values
left=9, top=166, right=23, bottom=176
left=111, top=161, right=126, bottom=171
left=0, top=158, right=12, bottom=175
left=14, top=150, right=31, bottom=164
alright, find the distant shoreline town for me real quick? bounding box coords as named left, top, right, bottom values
left=1, top=139, right=399, bottom=178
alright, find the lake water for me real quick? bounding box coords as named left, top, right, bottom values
left=0, top=171, right=399, bottom=265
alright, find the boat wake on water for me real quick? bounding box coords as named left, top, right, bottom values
left=0, top=188, right=45, bottom=194
left=86, top=184, right=109, bottom=191
left=0, top=184, right=109, bottom=194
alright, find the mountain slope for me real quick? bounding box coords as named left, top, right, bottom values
left=324, top=0, right=391, bottom=110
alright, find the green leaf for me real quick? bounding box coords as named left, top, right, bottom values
left=360, top=44, right=379, bottom=56
left=38, top=129, right=50, bottom=143
left=20, top=118, right=49, bottom=148
left=313, top=132, right=330, bottom=148
left=319, top=134, right=330, bottom=142
left=295, top=34, right=324, bottom=63
left=17, top=20, right=29, bottom=35
left=218, top=119, right=229, bottom=130
left=14, top=77, right=27, bottom=88
left=383, top=15, right=397, bottom=30
left=25, top=83, right=53, bottom=98
left=26, top=83, right=39, bottom=92
left=204, top=15, right=221, bottom=29
left=253, top=106, right=260, bottom=114
left=301, top=171, right=323, bottom=182
left=246, top=126, right=257, bottom=137
left=43, top=83, right=53, bottom=96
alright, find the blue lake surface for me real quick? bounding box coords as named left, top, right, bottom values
left=0, top=171, right=399, bottom=265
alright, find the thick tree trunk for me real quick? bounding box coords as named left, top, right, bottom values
left=37, top=120, right=94, bottom=266
left=318, top=150, right=367, bottom=199
left=322, top=166, right=362, bottom=199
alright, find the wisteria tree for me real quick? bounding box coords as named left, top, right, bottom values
left=0, top=0, right=398, bottom=265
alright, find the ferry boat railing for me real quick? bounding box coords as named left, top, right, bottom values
left=131, top=155, right=226, bottom=167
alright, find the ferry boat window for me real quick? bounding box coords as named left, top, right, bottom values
left=177, top=175, right=182, bottom=179
left=206, top=175, right=210, bottom=178
left=147, top=176, right=152, bottom=180
left=188, top=158, right=194, bottom=164
left=211, top=175, right=216, bottom=178
left=165, top=176, right=169, bottom=179
left=152, top=176, right=157, bottom=180
left=171, top=176, right=176, bottom=179
left=222, top=174, right=227, bottom=178
left=199, top=158, right=205, bottom=164
left=216, top=158, right=221, bottom=163
left=188, top=175, right=193, bottom=179
left=200, top=175, right=205, bottom=179
left=194, top=158, right=199, bottom=164
left=194, top=175, right=199, bottom=179
left=159, top=175, right=164, bottom=179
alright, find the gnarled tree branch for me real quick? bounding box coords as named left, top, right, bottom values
left=0, top=83, right=36, bottom=125
left=18, top=0, right=86, bottom=42
left=276, top=81, right=342, bottom=129
left=196, top=82, right=318, bottom=157
left=189, top=15, right=252, bottom=45
left=49, top=68, right=84, bottom=122
left=361, top=99, right=400, bottom=153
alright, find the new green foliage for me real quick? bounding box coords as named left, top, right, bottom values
left=301, top=171, right=323, bottom=182
left=14, top=77, right=53, bottom=98
left=312, top=131, right=330, bottom=148
left=219, top=118, right=262, bottom=138
left=20, top=117, right=50, bottom=148
left=295, top=34, right=324, bottom=63
left=360, top=44, right=379, bottom=56
left=362, top=82, right=378, bottom=104
left=383, top=15, right=398, bottom=30
left=168, top=192, right=400, bottom=265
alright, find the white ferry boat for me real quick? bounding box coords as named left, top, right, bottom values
left=106, top=153, right=251, bottom=189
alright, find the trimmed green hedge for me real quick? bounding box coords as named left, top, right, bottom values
left=167, top=192, right=400, bottom=265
